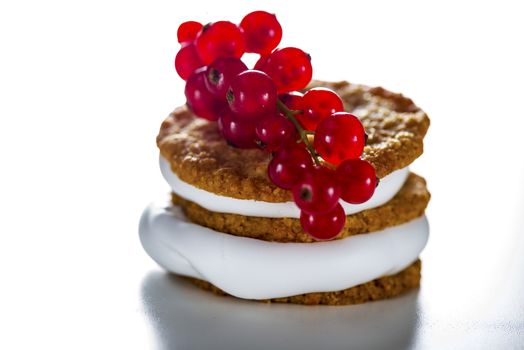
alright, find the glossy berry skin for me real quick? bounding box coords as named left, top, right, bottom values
left=262, top=47, right=312, bottom=93
left=268, top=145, right=312, bottom=189
left=337, top=159, right=377, bottom=204
left=204, top=57, right=247, bottom=99
left=255, top=113, right=296, bottom=152
left=314, top=112, right=366, bottom=165
left=254, top=55, right=269, bottom=70
left=195, top=21, right=245, bottom=64
left=218, top=110, right=258, bottom=149
left=177, top=21, right=203, bottom=43
left=184, top=67, right=224, bottom=121
left=239, top=11, right=282, bottom=55
left=301, top=203, right=345, bottom=240
left=292, top=166, right=341, bottom=214
left=299, top=88, right=344, bottom=130
left=227, top=70, right=277, bottom=120
left=279, top=91, right=304, bottom=111
left=175, top=43, right=204, bottom=80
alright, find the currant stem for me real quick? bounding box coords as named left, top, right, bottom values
left=276, top=99, right=322, bottom=166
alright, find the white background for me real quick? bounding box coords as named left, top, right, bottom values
left=1, top=0, right=523, bottom=349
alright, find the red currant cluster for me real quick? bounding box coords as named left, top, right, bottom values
left=175, top=11, right=378, bottom=240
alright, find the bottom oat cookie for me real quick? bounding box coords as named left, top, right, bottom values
left=185, top=259, right=421, bottom=306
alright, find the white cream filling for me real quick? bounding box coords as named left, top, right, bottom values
left=139, top=201, right=429, bottom=300
left=160, top=156, right=409, bottom=218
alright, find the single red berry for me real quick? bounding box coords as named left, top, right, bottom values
left=292, top=166, right=341, bottom=214
left=204, top=57, right=247, bottom=99
left=227, top=70, right=277, bottom=120
left=279, top=91, right=304, bottom=111
left=218, top=109, right=258, bottom=149
left=239, top=11, right=282, bottom=55
left=255, top=113, right=296, bottom=152
left=299, top=88, right=344, bottom=130
left=279, top=91, right=304, bottom=126
left=177, top=21, right=203, bottom=43
left=261, top=47, right=312, bottom=93
left=268, top=145, right=312, bottom=189
left=314, top=112, right=366, bottom=165
left=184, top=67, right=225, bottom=121
left=300, top=203, right=346, bottom=240
left=337, top=159, right=377, bottom=204
left=175, top=43, right=204, bottom=80
left=254, top=55, right=269, bottom=70
left=195, top=21, right=245, bottom=64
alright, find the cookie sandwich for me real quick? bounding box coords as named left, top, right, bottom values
left=140, top=11, right=430, bottom=305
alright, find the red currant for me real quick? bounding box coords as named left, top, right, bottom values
left=255, top=113, right=296, bottom=152
left=184, top=67, right=225, bottom=121
left=314, top=112, right=366, bottom=165
left=218, top=110, right=258, bottom=149
left=254, top=55, right=269, bottom=70
left=279, top=91, right=304, bottom=111
left=204, top=57, right=247, bottom=99
left=337, top=159, right=377, bottom=204
left=195, top=21, right=245, bottom=64
left=300, top=203, right=346, bottom=240
left=227, top=70, right=277, bottom=120
left=177, top=21, right=203, bottom=43
left=279, top=91, right=305, bottom=125
left=262, top=47, right=312, bottom=93
left=299, top=88, right=344, bottom=130
left=175, top=43, right=204, bottom=80
left=239, top=11, right=282, bottom=55
left=268, top=145, right=312, bottom=189
left=292, top=166, right=341, bottom=214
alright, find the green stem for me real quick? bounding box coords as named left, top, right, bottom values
left=276, top=99, right=322, bottom=166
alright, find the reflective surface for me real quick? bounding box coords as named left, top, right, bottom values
left=1, top=0, right=523, bottom=349
left=141, top=273, right=421, bottom=350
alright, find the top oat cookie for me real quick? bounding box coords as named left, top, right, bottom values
left=157, top=81, right=430, bottom=202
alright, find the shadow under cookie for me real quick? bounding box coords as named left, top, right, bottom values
left=140, top=270, right=420, bottom=349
